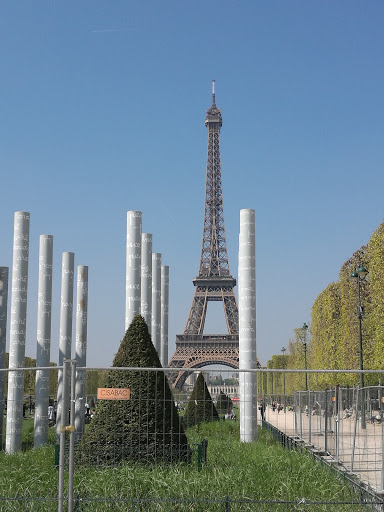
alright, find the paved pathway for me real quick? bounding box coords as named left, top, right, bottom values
left=263, top=407, right=384, bottom=494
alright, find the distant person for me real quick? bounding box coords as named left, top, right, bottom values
left=259, top=400, right=265, bottom=420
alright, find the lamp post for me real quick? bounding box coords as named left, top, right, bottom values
left=350, top=266, right=368, bottom=429
left=281, top=346, right=286, bottom=413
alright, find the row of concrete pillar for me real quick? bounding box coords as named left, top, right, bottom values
left=126, top=208, right=257, bottom=442
left=0, top=212, right=89, bottom=453
left=0, top=207, right=255, bottom=451
left=0, top=209, right=169, bottom=454
left=125, top=210, right=169, bottom=367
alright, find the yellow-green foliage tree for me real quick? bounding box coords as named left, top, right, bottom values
left=366, top=222, right=384, bottom=369
left=307, top=219, right=384, bottom=385
left=270, top=354, right=286, bottom=396
left=286, top=329, right=309, bottom=393
left=3, top=354, right=58, bottom=398
left=253, top=220, right=384, bottom=393
left=266, top=360, right=273, bottom=395
left=257, top=365, right=268, bottom=396
left=311, top=283, right=342, bottom=387
left=338, top=247, right=369, bottom=372
left=284, top=339, right=298, bottom=395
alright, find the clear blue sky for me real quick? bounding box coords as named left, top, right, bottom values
left=0, top=2, right=383, bottom=367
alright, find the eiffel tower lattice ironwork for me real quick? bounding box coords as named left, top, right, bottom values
left=169, top=81, right=249, bottom=389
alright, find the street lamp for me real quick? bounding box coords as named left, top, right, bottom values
left=350, top=266, right=368, bottom=429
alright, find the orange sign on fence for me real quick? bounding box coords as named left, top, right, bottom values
left=97, top=388, right=131, bottom=400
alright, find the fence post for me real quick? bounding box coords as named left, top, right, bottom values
left=58, top=359, right=70, bottom=512
left=68, top=360, right=76, bottom=512
left=308, top=390, right=312, bottom=445
left=324, top=388, right=328, bottom=454
left=335, top=385, right=340, bottom=462
left=351, top=389, right=359, bottom=473
left=317, top=394, right=322, bottom=435
left=381, top=384, right=384, bottom=492
left=299, top=391, right=303, bottom=439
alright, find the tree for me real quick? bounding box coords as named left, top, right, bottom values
left=208, top=374, right=224, bottom=385
left=76, top=315, right=190, bottom=465
left=291, top=219, right=384, bottom=386
left=2, top=353, right=57, bottom=397
left=183, top=373, right=219, bottom=428
left=310, top=283, right=342, bottom=387
left=216, top=392, right=233, bottom=414
left=365, top=223, right=384, bottom=371
left=271, top=354, right=286, bottom=397
left=223, top=377, right=238, bottom=386
left=266, top=359, right=274, bottom=395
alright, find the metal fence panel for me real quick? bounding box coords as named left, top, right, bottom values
left=1, top=366, right=384, bottom=511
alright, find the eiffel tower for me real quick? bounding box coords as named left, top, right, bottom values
left=169, top=81, right=247, bottom=389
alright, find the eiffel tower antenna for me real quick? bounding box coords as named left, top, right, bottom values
left=169, top=82, right=259, bottom=389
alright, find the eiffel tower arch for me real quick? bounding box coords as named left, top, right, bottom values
left=169, top=82, right=260, bottom=389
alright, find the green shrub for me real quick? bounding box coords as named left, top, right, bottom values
left=216, top=392, right=233, bottom=414
left=183, top=373, right=219, bottom=428
left=76, top=315, right=190, bottom=465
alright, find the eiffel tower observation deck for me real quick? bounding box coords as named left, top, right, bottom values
left=169, top=81, right=251, bottom=389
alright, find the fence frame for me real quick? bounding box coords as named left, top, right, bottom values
left=2, top=365, right=384, bottom=511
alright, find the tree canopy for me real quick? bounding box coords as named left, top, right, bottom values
left=279, top=219, right=384, bottom=387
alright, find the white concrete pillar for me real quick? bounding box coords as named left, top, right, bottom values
left=141, top=233, right=152, bottom=334
left=56, top=252, right=74, bottom=441
left=34, top=235, right=53, bottom=447
left=160, top=265, right=169, bottom=367
left=0, top=267, right=9, bottom=449
left=74, top=265, right=88, bottom=442
left=6, top=211, right=30, bottom=453
left=126, top=211, right=142, bottom=331
left=151, top=253, right=161, bottom=355
left=238, top=209, right=257, bottom=442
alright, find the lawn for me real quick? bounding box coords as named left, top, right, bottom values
left=0, top=418, right=365, bottom=511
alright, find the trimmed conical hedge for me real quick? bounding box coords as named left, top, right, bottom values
left=183, top=372, right=219, bottom=428
left=216, top=392, right=233, bottom=414
left=76, top=315, right=190, bottom=465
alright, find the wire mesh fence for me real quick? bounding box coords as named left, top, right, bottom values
left=1, top=366, right=384, bottom=511
left=1, top=496, right=382, bottom=511
left=264, top=382, right=384, bottom=494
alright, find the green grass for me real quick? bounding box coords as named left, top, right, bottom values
left=1, top=416, right=56, bottom=451
left=0, top=420, right=366, bottom=511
